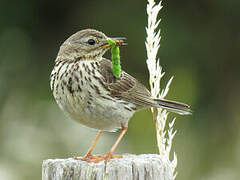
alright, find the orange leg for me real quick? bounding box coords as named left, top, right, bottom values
left=75, top=130, right=103, bottom=161
left=88, top=126, right=128, bottom=163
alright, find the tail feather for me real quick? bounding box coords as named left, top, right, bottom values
left=154, top=99, right=192, bottom=115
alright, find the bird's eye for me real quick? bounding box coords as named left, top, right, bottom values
left=87, top=39, right=96, bottom=45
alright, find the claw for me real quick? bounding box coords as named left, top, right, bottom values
left=87, top=156, right=105, bottom=163
left=74, top=154, right=103, bottom=161
left=89, top=153, right=123, bottom=163
left=75, top=154, right=123, bottom=163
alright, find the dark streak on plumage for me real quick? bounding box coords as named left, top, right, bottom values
left=74, top=63, right=79, bottom=71
left=77, top=85, right=82, bottom=92
left=79, top=70, right=83, bottom=78
left=54, top=61, right=66, bottom=91
left=63, top=64, right=69, bottom=77
left=100, top=95, right=112, bottom=101
left=90, top=62, right=96, bottom=69
left=62, top=80, right=67, bottom=86
left=50, top=73, right=56, bottom=90
left=91, top=69, right=95, bottom=75
left=86, top=65, right=91, bottom=75
left=88, top=91, right=93, bottom=98
left=55, top=83, right=59, bottom=95
left=82, top=62, right=86, bottom=68
left=59, top=72, right=64, bottom=81
left=89, top=84, right=94, bottom=89
left=95, top=62, right=100, bottom=68
left=61, top=84, right=64, bottom=94
left=67, top=77, right=74, bottom=95
left=75, top=56, right=82, bottom=61
left=93, top=75, right=108, bottom=90
left=88, top=77, right=92, bottom=82
left=87, top=101, right=91, bottom=105
left=50, top=72, right=55, bottom=78
left=93, top=85, right=101, bottom=95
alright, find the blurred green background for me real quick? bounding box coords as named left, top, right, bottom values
left=0, top=0, right=240, bottom=179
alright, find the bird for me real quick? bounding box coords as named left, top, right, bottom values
left=50, top=29, right=191, bottom=162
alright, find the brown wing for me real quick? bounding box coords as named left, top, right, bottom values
left=99, top=58, right=157, bottom=107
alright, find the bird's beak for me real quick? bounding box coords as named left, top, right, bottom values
left=103, top=37, right=127, bottom=48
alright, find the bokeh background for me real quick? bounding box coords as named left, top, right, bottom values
left=0, top=0, right=240, bottom=179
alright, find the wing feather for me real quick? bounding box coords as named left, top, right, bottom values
left=99, top=59, right=157, bottom=108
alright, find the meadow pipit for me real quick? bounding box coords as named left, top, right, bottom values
left=50, top=29, right=191, bottom=162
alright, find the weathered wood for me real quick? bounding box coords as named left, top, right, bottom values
left=42, top=154, right=174, bottom=180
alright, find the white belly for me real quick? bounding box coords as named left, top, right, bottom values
left=56, top=95, right=135, bottom=131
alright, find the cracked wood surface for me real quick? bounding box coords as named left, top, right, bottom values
left=42, top=154, right=174, bottom=180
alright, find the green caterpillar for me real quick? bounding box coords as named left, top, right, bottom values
left=107, top=39, right=121, bottom=78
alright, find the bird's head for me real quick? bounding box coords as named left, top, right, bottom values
left=57, top=29, right=127, bottom=61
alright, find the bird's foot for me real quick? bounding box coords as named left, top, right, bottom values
left=83, top=153, right=123, bottom=163
left=74, top=154, right=103, bottom=161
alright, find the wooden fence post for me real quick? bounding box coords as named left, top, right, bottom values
left=42, top=154, right=175, bottom=180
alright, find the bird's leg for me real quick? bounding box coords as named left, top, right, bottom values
left=87, top=126, right=127, bottom=163
left=104, top=126, right=127, bottom=160
left=75, top=130, right=103, bottom=161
